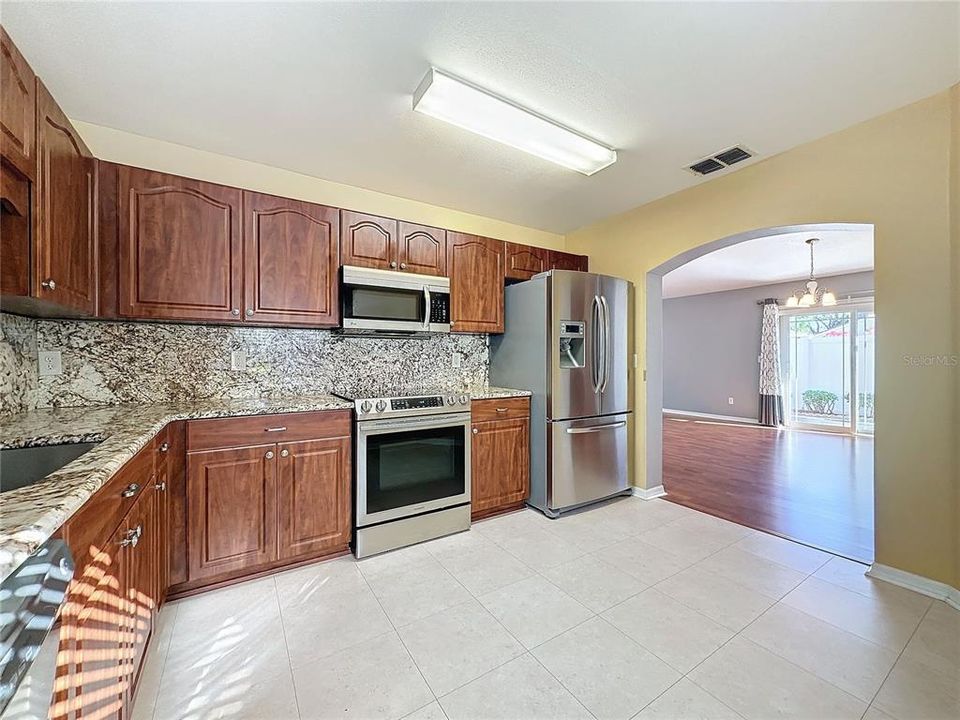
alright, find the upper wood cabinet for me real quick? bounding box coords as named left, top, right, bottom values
left=117, top=166, right=243, bottom=322
left=505, top=242, right=549, bottom=281
left=340, top=210, right=397, bottom=270
left=278, top=436, right=351, bottom=559
left=550, top=249, right=589, bottom=272
left=398, top=221, right=446, bottom=276
left=447, top=232, right=504, bottom=333
left=243, top=192, right=340, bottom=326
left=1, top=27, right=35, bottom=180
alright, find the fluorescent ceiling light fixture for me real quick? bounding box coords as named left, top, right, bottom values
left=413, top=68, right=616, bottom=176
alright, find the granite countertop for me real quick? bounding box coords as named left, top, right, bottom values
left=0, top=386, right=530, bottom=582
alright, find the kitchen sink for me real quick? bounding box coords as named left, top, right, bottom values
left=0, top=442, right=101, bottom=494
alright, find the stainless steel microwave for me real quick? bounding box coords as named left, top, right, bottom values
left=341, top=265, right=451, bottom=334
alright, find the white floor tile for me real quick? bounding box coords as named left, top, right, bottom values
left=633, top=678, right=743, bottom=719
left=365, top=557, right=473, bottom=627
left=636, top=515, right=746, bottom=563
left=496, top=527, right=587, bottom=571
left=861, top=706, right=896, bottom=720
left=532, top=617, right=680, bottom=720
left=689, top=636, right=867, bottom=720
left=900, top=600, right=960, bottom=677
left=742, top=603, right=898, bottom=702
left=397, top=600, right=524, bottom=696
left=781, top=577, right=929, bottom=651
left=540, top=514, right=629, bottom=552
left=873, top=652, right=960, bottom=720
left=599, top=536, right=694, bottom=585
left=355, top=543, right=434, bottom=580
left=471, top=510, right=552, bottom=546
left=815, top=557, right=934, bottom=614
left=602, top=588, right=733, bottom=673
left=171, top=576, right=280, bottom=627
left=434, top=542, right=535, bottom=596
left=694, top=546, right=807, bottom=599
left=655, top=567, right=775, bottom=631
left=478, top=575, right=593, bottom=649
left=541, top=555, right=646, bottom=613
left=293, top=632, right=433, bottom=720
left=274, top=556, right=368, bottom=607
left=282, top=584, right=395, bottom=666
left=403, top=702, right=448, bottom=720
left=131, top=604, right=179, bottom=720
left=439, top=654, right=592, bottom=720
left=733, top=531, right=832, bottom=574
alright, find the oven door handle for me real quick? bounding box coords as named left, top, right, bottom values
left=359, top=413, right=471, bottom=432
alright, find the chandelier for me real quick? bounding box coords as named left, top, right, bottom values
left=785, top=238, right=837, bottom=308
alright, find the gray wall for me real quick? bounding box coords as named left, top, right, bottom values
left=662, top=271, right=873, bottom=419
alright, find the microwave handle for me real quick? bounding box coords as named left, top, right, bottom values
left=423, top=286, right=431, bottom=330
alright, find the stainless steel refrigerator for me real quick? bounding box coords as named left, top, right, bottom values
left=490, top=270, right=633, bottom=517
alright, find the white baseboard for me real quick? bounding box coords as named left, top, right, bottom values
left=631, top=485, right=667, bottom=500
left=867, top=563, right=960, bottom=611
left=663, top=408, right=758, bottom=425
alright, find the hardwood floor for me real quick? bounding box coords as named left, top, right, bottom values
left=662, top=416, right=874, bottom=562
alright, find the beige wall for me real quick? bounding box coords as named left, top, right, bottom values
left=568, top=88, right=959, bottom=588
left=73, top=121, right=566, bottom=251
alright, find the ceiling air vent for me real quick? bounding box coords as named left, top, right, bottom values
left=687, top=145, right=755, bottom=175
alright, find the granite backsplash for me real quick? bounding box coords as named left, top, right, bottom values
left=0, top=313, right=489, bottom=415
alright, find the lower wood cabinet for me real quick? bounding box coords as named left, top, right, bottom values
left=182, top=410, right=352, bottom=591
left=471, top=397, right=531, bottom=519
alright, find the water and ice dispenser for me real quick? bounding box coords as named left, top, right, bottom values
left=558, top=321, right=585, bottom=369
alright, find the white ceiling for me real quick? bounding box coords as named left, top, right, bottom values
left=662, top=229, right=874, bottom=298
left=3, top=2, right=957, bottom=234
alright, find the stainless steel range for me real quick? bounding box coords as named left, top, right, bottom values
left=335, top=390, right=472, bottom=558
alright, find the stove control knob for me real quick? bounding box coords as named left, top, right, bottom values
left=375, top=400, right=388, bottom=412
left=446, top=396, right=456, bottom=406
left=459, top=395, right=469, bottom=405
left=359, top=401, right=372, bottom=414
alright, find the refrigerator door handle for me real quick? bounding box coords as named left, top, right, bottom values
left=591, top=295, right=603, bottom=393
left=566, top=421, right=627, bottom=434
left=599, top=294, right=611, bottom=393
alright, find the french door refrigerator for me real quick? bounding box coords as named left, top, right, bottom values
left=490, top=270, right=633, bottom=517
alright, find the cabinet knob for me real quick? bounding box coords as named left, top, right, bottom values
left=41, top=279, right=56, bottom=291
left=159, top=442, right=169, bottom=453
left=265, top=450, right=275, bottom=459
left=280, top=449, right=289, bottom=457
left=390, top=261, right=398, bottom=268
left=400, top=262, right=407, bottom=270
left=119, top=525, right=142, bottom=548
left=472, top=428, right=478, bottom=434
left=120, top=483, right=140, bottom=498
left=245, top=309, right=254, bottom=317
left=231, top=308, right=240, bottom=316
left=155, top=481, right=166, bottom=491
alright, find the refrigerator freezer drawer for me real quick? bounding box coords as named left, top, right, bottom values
left=548, top=413, right=629, bottom=512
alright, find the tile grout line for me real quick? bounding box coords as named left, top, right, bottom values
left=273, top=576, right=306, bottom=720
left=136, top=601, right=180, bottom=720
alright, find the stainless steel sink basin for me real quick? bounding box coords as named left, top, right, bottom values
left=0, top=442, right=101, bottom=493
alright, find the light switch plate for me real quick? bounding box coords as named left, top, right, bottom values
left=231, top=349, right=247, bottom=372
left=38, top=350, right=62, bottom=377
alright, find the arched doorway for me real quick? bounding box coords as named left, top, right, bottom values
left=644, top=222, right=875, bottom=559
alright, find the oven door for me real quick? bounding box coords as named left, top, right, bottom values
left=356, top=413, right=471, bottom=527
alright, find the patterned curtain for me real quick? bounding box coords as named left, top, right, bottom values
left=758, top=300, right=785, bottom=426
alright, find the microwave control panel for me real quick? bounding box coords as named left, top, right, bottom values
left=429, top=293, right=450, bottom=324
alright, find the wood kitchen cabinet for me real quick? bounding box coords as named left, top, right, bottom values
left=447, top=232, right=505, bottom=333
left=180, top=410, right=352, bottom=592
left=1, top=26, right=36, bottom=181
left=504, top=242, right=549, bottom=281
left=115, top=165, right=243, bottom=322
left=471, top=397, right=530, bottom=519
left=340, top=211, right=446, bottom=276
left=549, top=249, right=589, bottom=272
left=243, top=191, right=340, bottom=326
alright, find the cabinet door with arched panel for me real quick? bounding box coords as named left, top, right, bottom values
left=340, top=210, right=397, bottom=270
left=446, top=232, right=504, bottom=333
left=398, top=221, right=446, bottom=276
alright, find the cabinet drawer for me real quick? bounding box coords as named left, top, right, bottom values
left=64, top=440, right=155, bottom=579
left=471, top=397, right=530, bottom=422
left=187, top=411, right=351, bottom=451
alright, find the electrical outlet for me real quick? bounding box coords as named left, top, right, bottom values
left=451, top=354, right=462, bottom=369
left=38, top=350, right=62, bottom=377
left=231, top=349, right=247, bottom=372
left=728, top=397, right=735, bottom=405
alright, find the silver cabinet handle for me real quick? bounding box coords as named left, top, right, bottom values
left=390, top=261, right=398, bottom=268
left=495, top=408, right=508, bottom=413
left=566, top=421, right=626, bottom=434
left=400, top=262, right=407, bottom=269
left=472, top=428, right=478, bottom=434
left=119, top=525, right=142, bottom=548
left=264, top=426, right=287, bottom=433
left=280, top=449, right=289, bottom=458
left=245, top=309, right=254, bottom=317
left=155, top=481, right=166, bottom=491
left=265, top=451, right=275, bottom=459
left=41, top=279, right=56, bottom=290
left=231, top=308, right=240, bottom=316
left=159, top=442, right=169, bottom=453
left=120, top=483, right=140, bottom=498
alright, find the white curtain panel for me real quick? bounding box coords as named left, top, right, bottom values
left=758, top=301, right=785, bottom=426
